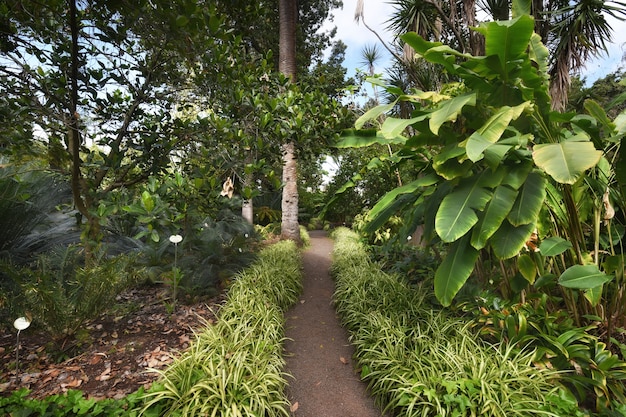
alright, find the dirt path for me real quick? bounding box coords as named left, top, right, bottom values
left=283, top=231, right=384, bottom=417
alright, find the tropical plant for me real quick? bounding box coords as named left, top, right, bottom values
left=2, top=246, right=140, bottom=341
left=0, top=387, right=145, bottom=417
left=0, top=0, right=235, bottom=258
left=461, top=292, right=626, bottom=411
left=340, top=11, right=626, bottom=318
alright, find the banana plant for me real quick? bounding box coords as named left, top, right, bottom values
left=338, top=13, right=620, bottom=306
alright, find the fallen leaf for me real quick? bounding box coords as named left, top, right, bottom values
left=299, top=299, right=305, bottom=304
left=290, top=401, right=299, bottom=412
left=89, top=353, right=106, bottom=365
left=61, top=378, right=82, bottom=389
left=339, top=357, right=349, bottom=365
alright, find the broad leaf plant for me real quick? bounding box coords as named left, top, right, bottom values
left=340, top=13, right=625, bottom=313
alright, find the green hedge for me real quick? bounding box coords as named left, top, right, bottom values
left=140, top=239, right=303, bottom=416
left=330, top=228, right=580, bottom=417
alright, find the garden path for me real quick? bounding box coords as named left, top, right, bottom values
left=283, top=231, right=385, bottom=417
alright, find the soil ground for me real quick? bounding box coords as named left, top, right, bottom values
left=0, top=231, right=384, bottom=415
left=0, top=288, right=223, bottom=400
left=284, top=230, right=385, bottom=417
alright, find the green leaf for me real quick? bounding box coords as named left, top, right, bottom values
left=584, top=99, right=614, bottom=132
left=465, top=103, right=529, bottom=161
left=501, top=161, right=533, bottom=190
left=512, top=0, right=532, bottom=17
left=381, top=114, right=427, bottom=139
left=355, top=102, right=396, bottom=129
left=508, top=172, right=546, bottom=226
left=208, top=14, right=221, bottom=33
left=435, top=235, right=479, bottom=306
left=474, top=16, right=535, bottom=74
left=471, top=185, right=518, bottom=249
left=490, top=221, right=535, bottom=259
left=558, top=264, right=613, bottom=289
left=175, top=15, right=189, bottom=27
left=533, top=141, right=602, bottom=184
left=435, top=176, right=493, bottom=243
left=518, top=254, right=537, bottom=284
left=141, top=190, right=155, bottom=212
left=429, top=94, right=476, bottom=135
left=368, top=175, right=439, bottom=223
left=336, top=129, right=406, bottom=148
left=539, top=236, right=572, bottom=256
left=584, top=285, right=604, bottom=307
left=534, top=273, right=557, bottom=289
left=528, top=33, right=549, bottom=75
left=433, top=144, right=473, bottom=179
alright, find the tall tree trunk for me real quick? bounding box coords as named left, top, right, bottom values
left=241, top=159, right=254, bottom=224
left=279, top=0, right=301, bottom=243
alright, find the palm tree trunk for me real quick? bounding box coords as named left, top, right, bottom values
left=279, top=0, right=301, bottom=243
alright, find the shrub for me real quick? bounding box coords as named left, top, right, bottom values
left=331, top=228, right=577, bottom=416
left=139, top=240, right=302, bottom=416
left=1, top=247, right=140, bottom=339
left=0, top=387, right=144, bottom=416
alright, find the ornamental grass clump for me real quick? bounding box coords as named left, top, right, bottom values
left=140, top=239, right=302, bottom=417
left=331, top=228, right=573, bottom=417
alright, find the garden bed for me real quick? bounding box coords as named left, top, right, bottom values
left=0, top=286, right=223, bottom=400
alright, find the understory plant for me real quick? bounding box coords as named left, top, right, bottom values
left=331, top=228, right=581, bottom=416
left=139, top=238, right=303, bottom=416
left=1, top=246, right=139, bottom=341
left=0, top=387, right=145, bottom=417
left=460, top=292, right=626, bottom=412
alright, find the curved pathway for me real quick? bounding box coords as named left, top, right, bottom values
left=283, top=231, right=384, bottom=417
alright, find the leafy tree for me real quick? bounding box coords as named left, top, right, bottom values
left=569, top=69, right=626, bottom=119
left=0, top=0, right=232, bottom=258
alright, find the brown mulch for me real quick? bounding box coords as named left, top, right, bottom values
left=0, top=286, right=223, bottom=400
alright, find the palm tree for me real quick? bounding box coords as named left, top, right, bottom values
left=279, top=0, right=301, bottom=243
left=384, top=0, right=626, bottom=110
left=545, top=1, right=626, bottom=110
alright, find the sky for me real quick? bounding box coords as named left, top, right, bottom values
left=324, top=1, right=626, bottom=88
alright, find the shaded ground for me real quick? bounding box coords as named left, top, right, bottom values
left=284, top=231, right=384, bottom=417
left=1, top=232, right=384, bottom=415
left=0, top=287, right=222, bottom=400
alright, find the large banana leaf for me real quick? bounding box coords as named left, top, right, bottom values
left=336, top=129, right=407, bottom=148
left=533, top=140, right=602, bottom=184
left=465, top=102, right=529, bottom=162
left=474, top=15, right=535, bottom=77
left=471, top=185, right=518, bottom=249
left=558, top=264, right=613, bottom=289
left=381, top=114, right=427, bottom=139
left=508, top=172, right=546, bottom=226
left=490, top=221, right=535, bottom=259
left=365, top=175, right=439, bottom=234
left=355, top=102, right=396, bottom=129
left=435, top=175, right=493, bottom=243
left=435, top=234, right=479, bottom=306
left=429, top=94, right=476, bottom=135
